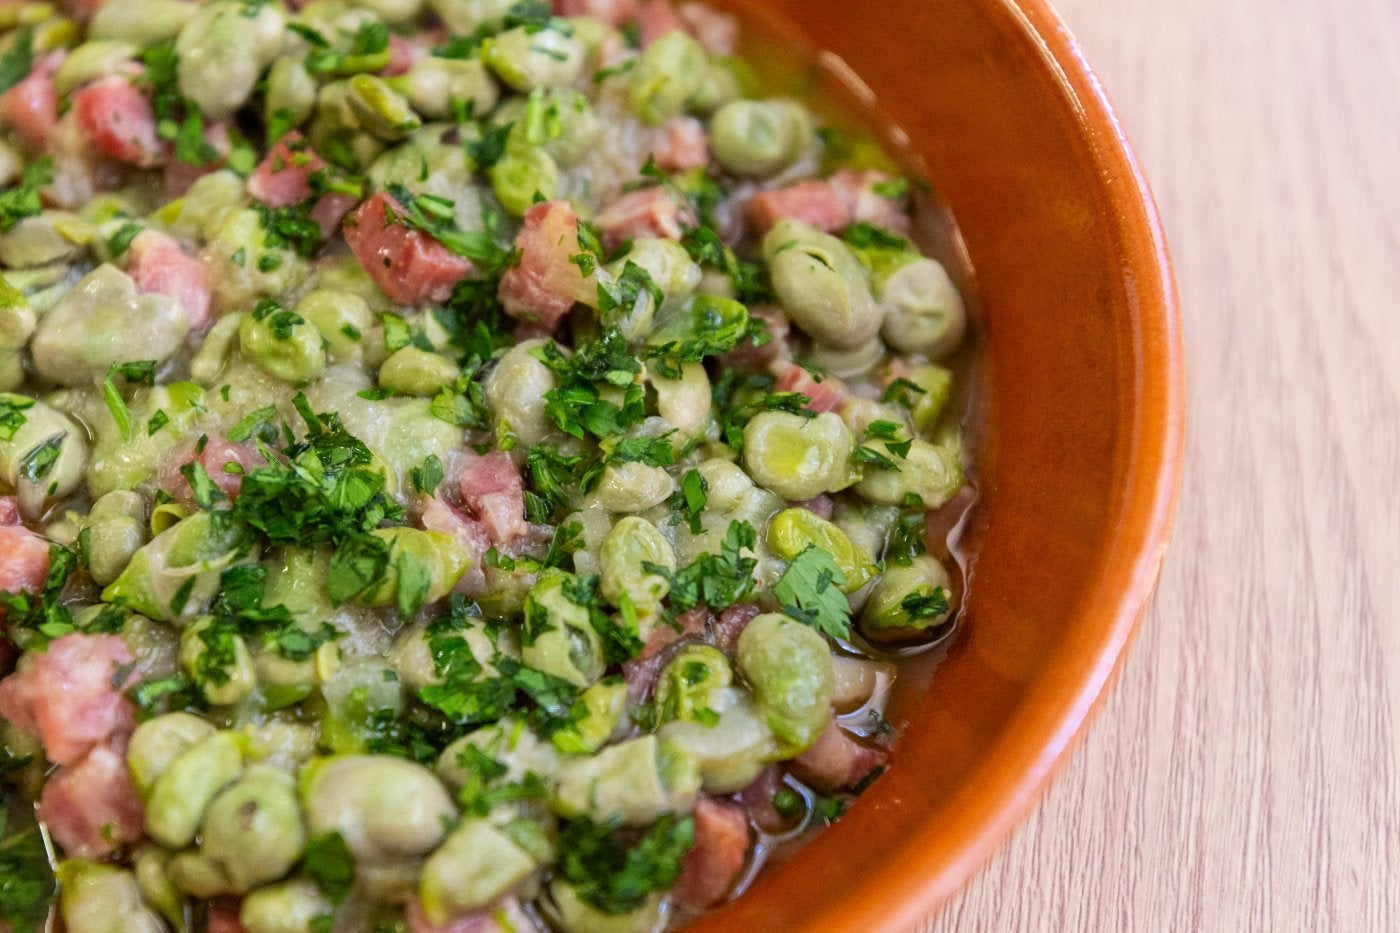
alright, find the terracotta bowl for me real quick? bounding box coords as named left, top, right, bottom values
left=690, top=0, right=1185, bottom=929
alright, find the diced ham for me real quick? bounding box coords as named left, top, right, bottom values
left=789, top=719, right=888, bottom=793
left=653, top=116, right=709, bottom=172
left=309, top=191, right=360, bottom=240
left=795, top=495, right=834, bottom=520
left=772, top=360, right=846, bottom=414
left=640, top=606, right=709, bottom=660
left=595, top=187, right=693, bottom=251
left=736, top=765, right=787, bottom=833
left=246, top=132, right=328, bottom=208
left=710, top=602, right=759, bottom=654
left=345, top=192, right=474, bottom=306
left=746, top=180, right=851, bottom=235
left=719, top=305, right=789, bottom=371
left=0, top=496, right=19, bottom=524
left=828, top=169, right=912, bottom=235
left=207, top=906, right=248, bottom=933
left=157, top=436, right=263, bottom=510
left=637, top=0, right=685, bottom=45
left=0, top=634, right=136, bottom=766
left=39, top=742, right=145, bottom=858
left=676, top=2, right=739, bottom=55
left=0, top=525, right=48, bottom=597
left=72, top=75, right=162, bottom=168
left=553, top=0, right=639, bottom=24
left=671, top=798, right=749, bottom=911
left=0, top=51, right=63, bottom=150
left=456, top=452, right=526, bottom=545
left=127, top=229, right=213, bottom=331
left=406, top=897, right=535, bottom=933
left=498, top=200, right=596, bottom=331
left=385, top=34, right=425, bottom=77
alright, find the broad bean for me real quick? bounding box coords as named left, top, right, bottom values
left=104, top=511, right=256, bottom=623
left=127, top=711, right=216, bottom=795
left=853, top=438, right=963, bottom=508
left=522, top=569, right=606, bottom=687
left=598, top=516, right=673, bottom=612
left=89, top=0, right=196, bottom=46
left=403, top=56, right=499, bottom=120
left=56, top=860, right=165, bottom=933
left=629, top=31, right=707, bottom=125
left=378, top=346, right=458, bottom=397
left=0, top=394, right=88, bottom=518
left=484, top=26, right=584, bottom=91
left=736, top=613, right=835, bottom=755
left=146, top=730, right=244, bottom=849
left=176, top=0, right=286, bottom=120
left=297, top=289, right=375, bottom=364
left=486, top=338, right=560, bottom=446
left=762, top=220, right=881, bottom=350
left=82, top=490, right=148, bottom=586
left=592, top=460, right=675, bottom=513
left=200, top=767, right=307, bottom=893
left=742, top=410, right=853, bottom=502
left=420, top=820, right=541, bottom=922
left=710, top=98, right=813, bottom=176
left=767, top=508, right=877, bottom=593
left=241, top=878, right=335, bottom=933
left=302, top=754, right=457, bottom=862
left=30, top=264, right=187, bottom=385
left=859, top=554, right=953, bottom=636
left=550, top=735, right=701, bottom=826
left=878, top=256, right=966, bottom=359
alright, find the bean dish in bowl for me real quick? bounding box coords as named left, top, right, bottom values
left=0, top=0, right=984, bottom=930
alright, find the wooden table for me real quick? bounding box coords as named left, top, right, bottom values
left=921, top=0, right=1400, bottom=928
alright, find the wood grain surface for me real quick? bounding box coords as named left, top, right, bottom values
left=920, top=0, right=1400, bottom=929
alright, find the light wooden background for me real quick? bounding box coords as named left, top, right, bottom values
left=920, top=0, right=1400, bottom=929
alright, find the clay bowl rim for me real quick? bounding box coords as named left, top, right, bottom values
left=689, top=0, right=1186, bottom=929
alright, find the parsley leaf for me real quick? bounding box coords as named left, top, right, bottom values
left=0, top=394, right=34, bottom=443
left=772, top=545, right=852, bottom=640
left=532, top=330, right=645, bottom=441
left=671, top=468, right=707, bottom=534
left=645, top=521, right=758, bottom=614
left=385, top=184, right=511, bottom=266
left=557, top=815, right=695, bottom=915
left=0, top=800, right=55, bottom=933
left=0, top=27, right=35, bottom=95
left=0, top=158, right=52, bottom=232
left=303, top=832, right=356, bottom=905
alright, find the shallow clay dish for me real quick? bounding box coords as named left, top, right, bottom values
left=690, top=0, right=1185, bottom=929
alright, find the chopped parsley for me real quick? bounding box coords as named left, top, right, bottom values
left=645, top=520, right=758, bottom=615
left=671, top=468, right=708, bottom=534
left=0, top=27, right=35, bottom=95
left=0, top=394, right=34, bottom=443
left=557, top=815, right=695, bottom=915
left=303, top=832, right=356, bottom=905
left=384, top=185, right=511, bottom=267
left=0, top=158, right=53, bottom=232
left=532, top=330, right=645, bottom=441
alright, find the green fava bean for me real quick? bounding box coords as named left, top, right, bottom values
left=522, top=569, right=606, bottom=688
left=420, top=820, right=540, bottom=923
left=201, top=767, right=307, bottom=893
left=655, top=645, right=732, bottom=726
left=297, top=289, right=374, bottom=364
left=0, top=394, right=88, bottom=519
left=550, top=735, right=701, bottom=826
left=346, top=74, right=422, bottom=141
left=710, top=98, right=813, bottom=177
left=546, top=877, right=663, bottom=933
left=763, top=220, right=881, bottom=350
left=403, top=56, right=499, bottom=120
left=131, top=845, right=184, bottom=932
left=302, top=755, right=457, bottom=862
left=658, top=687, right=775, bottom=793
left=54, top=40, right=137, bottom=94
left=551, top=679, right=627, bottom=756
left=239, top=302, right=327, bottom=383
left=180, top=616, right=256, bottom=707
left=628, top=30, right=707, bottom=125
left=30, top=264, right=188, bottom=386
left=264, top=57, right=318, bottom=133
left=859, top=554, right=953, bottom=636
left=742, top=410, right=853, bottom=502
left=905, top=362, right=954, bottom=433
left=378, top=347, right=459, bottom=397
left=484, top=26, right=584, bottom=91
left=428, top=0, right=513, bottom=34
left=854, top=438, right=963, bottom=508
left=176, top=0, right=286, bottom=121
left=351, top=527, right=469, bottom=609
left=83, top=490, right=148, bottom=586
left=491, top=146, right=560, bottom=217
left=737, top=613, right=834, bottom=755
left=485, top=338, right=559, bottom=446
left=146, top=730, right=244, bottom=849
left=878, top=256, right=967, bottom=359
left=598, top=516, right=674, bottom=612
left=104, top=511, right=255, bottom=623
left=768, top=508, right=877, bottom=593
left=89, top=0, right=197, bottom=46
left=127, top=711, right=217, bottom=796
left=241, top=878, right=334, bottom=933
left=56, top=860, right=166, bottom=933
